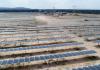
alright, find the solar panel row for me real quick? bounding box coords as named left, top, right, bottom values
left=0, top=29, right=61, bottom=32
left=0, top=33, right=68, bottom=39
left=0, top=42, right=83, bottom=52
left=0, top=50, right=96, bottom=65
left=0, top=36, right=73, bottom=45
left=0, top=30, right=64, bottom=35
left=73, top=64, right=100, bottom=70
left=95, top=40, right=100, bottom=43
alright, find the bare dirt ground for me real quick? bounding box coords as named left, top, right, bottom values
left=0, top=13, right=100, bottom=70
left=35, top=14, right=100, bottom=70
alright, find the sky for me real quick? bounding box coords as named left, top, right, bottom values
left=0, top=0, right=100, bottom=9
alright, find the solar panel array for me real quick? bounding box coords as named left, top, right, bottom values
left=0, top=50, right=96, bottom=65
left=63, top=25, right=100, bottom=43
left=0, top=42, right=83, bottom=52
left=0, top=36, right=73, bottom=45
left=0, top=26, right=98, bottom=69
left=0, top=30, right=64, bottom=35
left=73, top=64, right=100, bottom=70
left=0, top=32, right=68, bottom=39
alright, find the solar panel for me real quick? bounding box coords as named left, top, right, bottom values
left=25, top=57, right=30, bottom=62
left=0, top=34, right=72, bottom=43
left=95, top=65, right=100, bottom=69
left=19, top=58, right=25, bottom=63
left=35, top=56, right=40, bottom=61
left=19, top=47, right=24, bottom=50
left=54, top=54, right=60, bottom=58
left=73, top=64, right=100, bottom=70
left=30, top=57, right=34, bottom=61
left=95, top=40, right=100, bottom=43
left=0, top=42, right=83, bottom=52
left=49, top=55, right=55, bottom=59
left=1, top=60, right=8, bottom=65
left=13, top=59, right=19, bottom=64
left=45, top=56, right=50, bottom=59
left=58, top=54, right=65, bottom=58
left=40, top=56, right=45, bottom=60
left=0, top=50, right=96, bottom=65
left=7, top=60, right=14, bottom=64
left=0, top=60, right=3, bottom=65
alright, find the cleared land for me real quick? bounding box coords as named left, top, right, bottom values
left=0, top=13, right=100, bottom=70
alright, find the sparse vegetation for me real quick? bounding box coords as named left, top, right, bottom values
left=96, top=38, right=100, bottom=40
left=85, top=38, right=92, bottom=41
left=66, top=40, right=77, bottom=43
left=84, top=56, right=99, bottom=60
left=78, top=34, right=83, bottom=37
left=95, top=45, right=100, bottom=48
left=84, top=19, right=89, bottom=21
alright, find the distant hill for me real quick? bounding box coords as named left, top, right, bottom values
left=0, top=7, right=34, bottom=12
left=0, top=7, right=32, bottom=10
left=0, top=7, right=100, bottom=14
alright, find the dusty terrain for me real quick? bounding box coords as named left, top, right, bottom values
left=35, top=14, right=100, bottom=70
left=0, top=13, right=100, bottom=70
